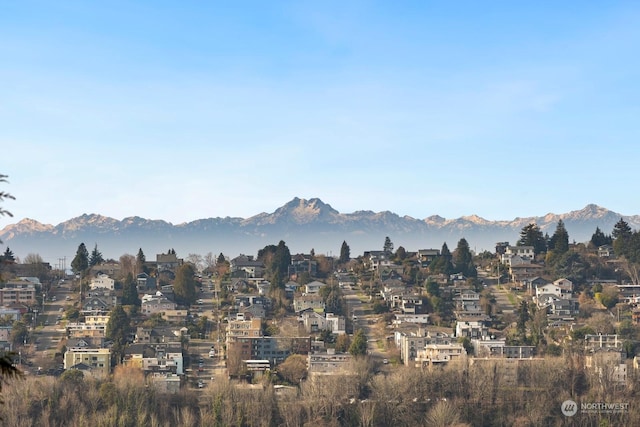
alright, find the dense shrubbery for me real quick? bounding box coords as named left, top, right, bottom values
left=2, top=356, right=639, bottom=427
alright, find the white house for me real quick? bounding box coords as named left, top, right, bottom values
left=90, top=274, right=115, bottom=291
left=305, top=281, right=326, bottom=295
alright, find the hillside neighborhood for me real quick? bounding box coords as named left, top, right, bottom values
left=1, top=218, right=640, bottom=426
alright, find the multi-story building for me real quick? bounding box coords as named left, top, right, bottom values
left=416, top=342, right=466, bottom=367
left=0, top=281, right=36, bottom=306
left=64, top=338, right=111, bottom=379
left=124, top=343, right=184, bottom=375
left=227, top=318, right=263, bottom=338
left=226, top=336, right=311, bottom=369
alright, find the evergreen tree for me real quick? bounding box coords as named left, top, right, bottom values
left=517, top=223, right=547, bottom=255
left=71, top=243, right=89, bottom=276
left=217, top=252, right=225, bottom=265
left=453, top=238, right=476, bottom=277
left=89, top=243, right=104, bottom=267
left=339, top=240, right=351, bottom=264
left=136, top=248, right=146, bottom=274
left=517, top=300, right=529, bottom=336
left=174, top=263, right=197, bottom=305
left=613, top=218, right=633, bottom=258
left=268, top=240, right=291, bottom=286
left=590, top=227, right=612, bottom=247
left=548, top=220, right=569, bottom=254
left=1, top=247, right=15, bottom=263
left=429, top=242, right=454, bottom=275
left=349, top=329, right=367, bottom=357
left=106, top=305, right=130, bottom=365
left=612, top=218, right=632, bottom=240
left=383, top=236, right=394, bottom=254
left=121, top=273, right=141, bottom=306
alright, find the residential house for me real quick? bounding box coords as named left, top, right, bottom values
left=226, top=336, right=311, bottom=370
left=156, top=252, right=183, bottom=272
left=308, top=349, right=354, bottom=376
left=141, top=292, right=176, bottom=315
left=66, top=313, right=110, bottom=338
left=66, top=322, right=107, bottom=338
left=124, top=343, right=184, bottom=375
left=304, top=281, right=326, bottom=295
left=134, top=326, right=185, bottom=344
left=393, top=314, right=430, bottom=325
left=415, top=342, right=467, bottom=368
left=301, top=311, right=327, bottom=333
left=363, top=251, right=391, bottom=271
left=585, top=334, right=622, bottom=351
left=456, top=320, right=488, bottom=339
left=399, top=295, right=428, bottom=315
left=617, top=284, right=640, bottom=305
left=0, top=326, right=12, bottom=351
left=148, top=373, right=182, bottom=394
left=89, top=274, right=115, bottom=291
left=289, top=254, right=317, bottom=277
left=501, top=245, right=535, bottom=264
left=160, top=309, right=188, bottom=323
left=227, top=318, right=263, bottom=339
left=509, top=263, right=544, bottom=287
left=417, top=249, right=440, bottom=268
left=336, top=274, right=356, bottom=289
left=85, top=288, right=119, bottom=310
left=548, top=298, right=579, bottom=319
left=0, top=307, right=20, bottom=322
left=598, top=245, right=615, bottom=258
left=293, top=294, right=325, bottom=313
left=380, top=284, right=405, bottom=307
left=501, top=346, right=536, bottom=358
left=585, top=349, right=627, bottom=384
left=535, top=281, right=573, bottom=304
left=63, top=338, right=111, bottom=379
left=283, top=281, right=298, bottom=297
left=396, top=329, right=453, bottom=367
left=256, top=281, right=270, bottom=296
left=242, top=303, right=266, bottom=319
left=234, top=295, right=271, bottom=311
left=495, top=242, right=510, bottom=256
left=230, top=255, right=264, bottom=278
left=449, top=274, right=467, bottom=287
left=471, top=337, right=507, bottom=357
left=82, top=296, right=113, bottom=313
left=301, top=312, right=346, bottom=334
left=90, top=262, right=121, bottom=278
left=136, top=272, right=157, bottom=292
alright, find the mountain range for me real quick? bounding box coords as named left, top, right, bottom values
left=1, top=197, right=637, bottom=265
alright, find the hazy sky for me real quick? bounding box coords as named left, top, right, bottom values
left=2, top=1, right=640, bottom=229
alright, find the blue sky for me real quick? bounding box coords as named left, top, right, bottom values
left=2, top=1, right=640, bottom=229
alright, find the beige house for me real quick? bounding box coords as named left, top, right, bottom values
left=0, top=281, right=36, bottom=305
left=89, top=274, right=115, bottom=291
left=64, top=338, right=111, bottom=379
left=415, top=342, right=466, bottom=367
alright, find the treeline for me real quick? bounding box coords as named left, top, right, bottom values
left=3, top=358, right=639, bottom=426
